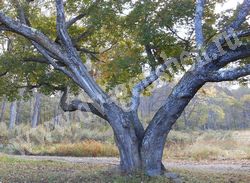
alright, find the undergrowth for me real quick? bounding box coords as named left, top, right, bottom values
left=0, top=122, right=249, bottom=160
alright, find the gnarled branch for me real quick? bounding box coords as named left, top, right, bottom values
left=0, top=12, right=65, bottom=59
left=227, top=0, right=250, bottom=31
left=55, top=0, right=72, bottom=47
left=237, top=29, right=250, bottom=38
left=12, top=1, right=75, bottom=81
left=216, top=44, right=250, bottom=67
left=202, top=0, right=250, bottom=65
left=207, top=64, right=250, bottom=82
left=60, top=88, right=107, bottom=120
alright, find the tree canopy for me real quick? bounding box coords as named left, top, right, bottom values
left=1, top=0, right=248, bottom=100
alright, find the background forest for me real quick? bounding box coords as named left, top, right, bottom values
left=1, top=82, right=249, bottom=131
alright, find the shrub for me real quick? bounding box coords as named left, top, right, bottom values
left=186, top=144, right=223, bottom=161
left=37, top=140, right=119, bottom=157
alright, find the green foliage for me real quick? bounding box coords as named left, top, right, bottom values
left=0, top=0, right=248, bottom=106
left=0, top=0, right=229, bottom=100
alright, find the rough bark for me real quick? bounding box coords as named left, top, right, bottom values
left=141, top=70, right=206, bottom=175
left=104, top=103, right=142, bottom=172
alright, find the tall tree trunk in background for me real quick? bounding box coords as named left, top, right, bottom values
left=53, top=106, right=59, bottom=126
left=30, top=98, right=33, bottom=123
left=0, top=98, right=7, bottom=122
left=31, top=93, right=42, bottom=128
left=15, top=89, right=24, bottom=125
left=9, top=101, right=17, bottom=129
left=15, top=100, right=22, bottom=125
left=183, top=109, right=188, bottom=127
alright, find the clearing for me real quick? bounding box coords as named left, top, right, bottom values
left=0, top=155, right=249, bottom=183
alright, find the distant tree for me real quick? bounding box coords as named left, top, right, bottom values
left=0, top=97, right=6, bottom=122
left=0, top=0, right=250, bottom=176
left=9, top=101, right=17, bottom=129
left=31, top=92, right=41, bottom=128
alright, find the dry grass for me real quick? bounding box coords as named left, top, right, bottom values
left=164, top=130, right=250, bottom=161
left=33, top=140, right=119, bottom=157
left=22, top=130, right=250, bottom=160
left=1, top=122, right=250, bottom=161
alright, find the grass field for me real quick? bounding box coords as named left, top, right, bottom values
left=0, top=155, right=249, bottom=183
left=1, top=129, right=249, bottom=182
left=7, top=130, right=248, bottom=161
left=1, top=122, right=249, bottom=161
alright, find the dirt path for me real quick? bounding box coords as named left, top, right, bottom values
left=10, top=155, right=250, bottom=173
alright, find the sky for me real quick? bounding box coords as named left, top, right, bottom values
left=215, top=0, right=243, bottom=13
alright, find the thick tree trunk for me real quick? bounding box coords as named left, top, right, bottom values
left=104, top=103, right=142, bottom=173
left=104, top=104, right=168, bottom=175
left=140, top=71, right=206, bottom=176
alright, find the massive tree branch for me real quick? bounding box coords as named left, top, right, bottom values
left=0, top=24, right=11, bottom=32
left=0, top=13, right=66, bottom=60
left=55, top=0, right=73, bottom=48
left=54, top=1, right=109, bottom=105
left=35, top=44, right=77, bottom=80
left=195, top=0, right=205, bottom=49
left=201, top=0, right=250, bottom=65
left=237, top=29, right=250, bottom=38
left=216, top=44, right=250, bottom=67
left=207, top=64, right=250, bottom=82
left=0, top=1, right=109, bottom=105
left=60, top=88, right=107, bottom=120
left=227, top=0, right=250, bottom=30
left=12, top=1, right=75, bottom=81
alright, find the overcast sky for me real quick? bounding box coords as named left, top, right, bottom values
left=215, top=0, right=243, bottom=13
